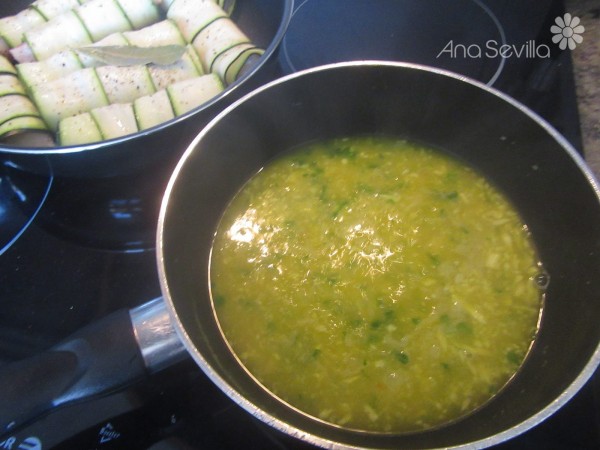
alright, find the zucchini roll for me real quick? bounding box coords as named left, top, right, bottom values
left=58, top=73, right=223, bottom=145
left=0, top=54, right=52, bottom=144
left=10, top=0, right=161, bottom=62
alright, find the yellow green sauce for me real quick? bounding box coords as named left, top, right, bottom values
left=210, top=137, right=543, bottom=433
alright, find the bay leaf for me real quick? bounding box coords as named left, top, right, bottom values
left=76, top=44, right=187, bottom=66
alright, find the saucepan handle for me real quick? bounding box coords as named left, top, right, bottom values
left=0, top=297, right=187, bottom=436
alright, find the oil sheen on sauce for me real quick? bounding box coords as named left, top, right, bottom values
left=210, top=136, right=544, bottom=433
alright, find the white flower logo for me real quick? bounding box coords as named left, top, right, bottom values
left=551, top=13, right=585, bottom=50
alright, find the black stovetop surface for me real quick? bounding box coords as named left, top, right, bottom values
left=1, top=1, right=598, bottom=448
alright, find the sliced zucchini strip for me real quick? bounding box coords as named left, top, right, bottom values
left=87, top=32, right=130, bottom=48
left=0, top=94, right=44, bottom=127
left=76, top=0, right=132, bottom=42
left=116, top=0, right=161, bottom=30
left=23, top=10, right=93, bottom=62
left=121, top=20, right=186, bottom=47
left=192, top=16, right=250, bottom=73
left=166, top=73, right=223, bottom=115
left=17, top=50, right=84, bottom=88
left=33, top=0, right=85, bottom=20
left=95, top=65, right=156, bottom=103
left=91, top=102, right=138, bottom=139
left=133, top=89, right=174, bottom=130
left=0, top=7, right=46, bottom=49
left=58, top=111, right=103, bottom=145
left=0, top=74, right=27, bottom=97
left=166, top=0, right=227, bottom=44
left=0, top=116, right=49, bottom=139
left=211, top=42, right=264, bottom=85
left=0, top=55, right=17, bottom=75
left=0, top=55, right=49, bottom=140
